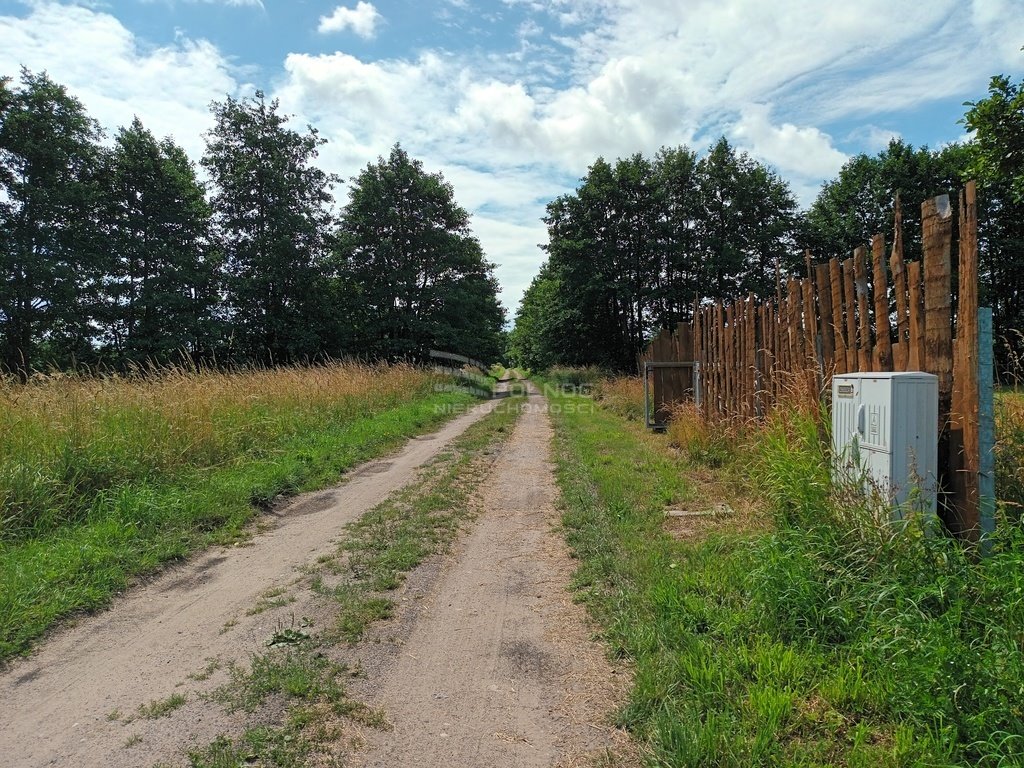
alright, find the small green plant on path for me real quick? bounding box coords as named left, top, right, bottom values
left=138, top=692, right=187, bottom=719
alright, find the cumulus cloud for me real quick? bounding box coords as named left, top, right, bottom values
left=255, top=0, right=1024, bottom=308
left=318, top=2, right=382, bottom=38
left=845, top=125, right=903, bottom=153
left=189, top=0, right=264, bottom=7
left=729, top=104, right=848, bottom=180
left=0, top=2, right=240, bottom=160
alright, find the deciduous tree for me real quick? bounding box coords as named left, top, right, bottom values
left=0, top=69, right=104, bottom=375
left=99, top=118, right=218, bottom=364
left=202, top=91, right=336, bottom=364
left=340, top=145, right=505, bottom=362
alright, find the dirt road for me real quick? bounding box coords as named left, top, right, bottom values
left=354, top=383, right=630, bottom=767
left=0, top=382, right=631, bottom=767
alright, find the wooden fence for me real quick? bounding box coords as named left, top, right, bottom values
left=640, top=182, right=991, bottom=540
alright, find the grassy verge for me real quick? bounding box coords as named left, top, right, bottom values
left=0, top=363, right=482, bottom=661
left=550, top=386, right=1024, bottom=767
left=186, top=396, right=525, bottom=767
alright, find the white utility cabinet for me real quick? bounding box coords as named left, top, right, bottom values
left=831, top=372, right=938, bottom=517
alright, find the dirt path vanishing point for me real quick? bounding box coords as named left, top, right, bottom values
left=0, top=399, right=503, bottom=768
left=0, top=379, right=635, bottom=768
left=353, top=382, right=633, bottom=768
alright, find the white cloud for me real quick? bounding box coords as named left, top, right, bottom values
left=318, top=2, right=382, bottom=39
left=730, top=104, right=848, bottom=180
left=0, top=2, right=241, bottom=161
left=189, top=0, right=264, bottom=7
left=845, top=125, right=903, bottom=153
left=266, top=0, right=1024, bottom=309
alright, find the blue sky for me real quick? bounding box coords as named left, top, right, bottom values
left=2, top=0, right=1023, bottom=315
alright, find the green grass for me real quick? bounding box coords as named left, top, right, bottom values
left=138, top=692, right=187, bottom=719
left=0, top=365, right=481, bottom=662
left=549, top=387, right=1024, bottom=767
left=215, top=647, right=349, bottom=715
left=542, top=365, right=608, bottom=390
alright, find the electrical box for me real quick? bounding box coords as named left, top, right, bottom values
left=831, top=372, right=938, bottom=517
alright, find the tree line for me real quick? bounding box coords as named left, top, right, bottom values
left=0, top=69, right=505, bottom=377
left=511, top=73, right=1024, bottom=372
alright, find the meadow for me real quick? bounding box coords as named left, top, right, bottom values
left=0, top=363, right=479, bottom=660
left=551, top=373, right=1024, bottom=767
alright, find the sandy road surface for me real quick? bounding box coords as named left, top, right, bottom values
left=355, top=383, right=632, bottom=768
left=0, top=398, right=502, bottom=768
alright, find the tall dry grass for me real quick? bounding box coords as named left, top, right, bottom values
left=0, top=362, right=438, bottom=541
left=593, top=375, right=645, bottom=421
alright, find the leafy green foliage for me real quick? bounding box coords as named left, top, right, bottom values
left=339, top=144, right=505, bottom=363
left=2, top=70, right=506, bottom=372
left=964, top=74, right=1024, bottom=205
left=203, top=91, right=336, bottom=364
left=516, top=139, right=800, bottom=371
left=963, top=74, right=1024, bottom=353
left=98, top=118, right=218, bottom=364
left=0, top=69, right=105, bottom=375
left=802, top=139, right=970, bottom=266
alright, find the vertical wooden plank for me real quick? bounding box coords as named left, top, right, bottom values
left=725, top=303, right=735, bottom=418
left=738, top=299, right=745, bottom=418
left=829, top=258, right=846, bottom=375
left=853, top=246, right=872, bottom=372
left=843, top=257, right=858, bottom=372
left=733, top=301, right=742, bottom=418
left=815, top=263, right=835, bottom=374
left=801, top=277, right=818, bottom=372
left=890, top=194, right=909, bottom=371
left=890, top=241, right=910, bottom=372
left=778, top=290, right=786, bottom=382
left=684, top=321, right=695, bottom=397
left=715, top=301, right=724, bottom=419
left=693, top=305, right=703, bottom=409
left=979, top=308, right=996, bottom=547
left=922, top=194, right=954, bottom=532
left=707, top=306, right=715, bottom=418
left=747, top=293, right=757, bottom=417
left=741, top=296, right=748, bottom=416
left=757, top=303, right=768, bottom=417
left=701, top=307, right=710, bottom=418
left=922, top=195, right=953, bottom=416
left=772, top=299, right=782, bottom=400
left=705, top=308, right=713, bottom=418
left=788, top=278, right=804, bottom=372
left=908, top=261, right=925, bottom=370
left=872, top=234, right=893, bottom=371
left=951, top=181, right=980, bottom=539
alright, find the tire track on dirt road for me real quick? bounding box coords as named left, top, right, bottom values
left=0, top=396, right=504, bottom=768
left=354, top=382, right=636, bottom=768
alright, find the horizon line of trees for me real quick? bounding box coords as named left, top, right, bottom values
left=510, top=71, right=1024, bottom=372
left=0, top=68, right=506, bottom=379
